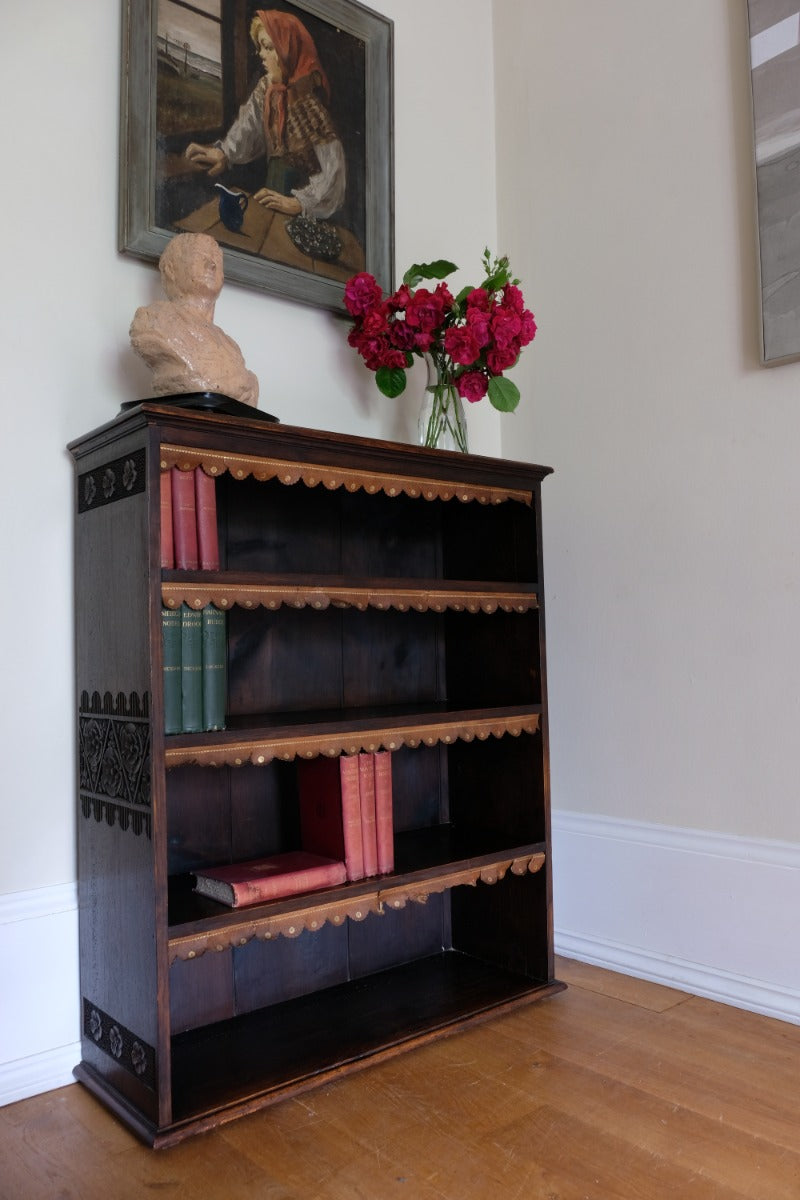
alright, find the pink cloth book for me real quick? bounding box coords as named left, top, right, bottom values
left=358, top=753, right=379, bottom=877
left=193, top=851, right=346, bottom=908
left=297, top=755, right=365, bottom=881
left=194, top=467, right=220, bottom=571
left=373, top=751, right=394, bottom=874
left=171, top=467, right=198, bottom=570
left=160, top=470, right=174, bottom=569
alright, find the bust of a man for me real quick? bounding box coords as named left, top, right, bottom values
left=129, top=233, right=259, bottom=406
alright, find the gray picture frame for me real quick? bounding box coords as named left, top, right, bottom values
left=746, top=2, right=800, bottom=364
left=119, top=0, right=394, bottom=312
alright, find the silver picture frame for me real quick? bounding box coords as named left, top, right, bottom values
left=746, top=1, right=800, bottom=364
left=119, top=0, right=394, bottom=312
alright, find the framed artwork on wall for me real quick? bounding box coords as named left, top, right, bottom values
left=747, top=2, right=800, bottom=364
left=120, top=0, right=394, bottom=313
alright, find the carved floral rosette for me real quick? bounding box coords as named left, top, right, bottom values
left=169, top=851, right=546, bottom=963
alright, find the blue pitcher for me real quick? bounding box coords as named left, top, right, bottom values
left=215, top=184, right=249, bottom=233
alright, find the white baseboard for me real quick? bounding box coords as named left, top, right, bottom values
left=0, top=882, right=80, bottom=1106
left=552, top=810, right=800, bottom=1025
left=0, top=1043, right=80, bottom=1109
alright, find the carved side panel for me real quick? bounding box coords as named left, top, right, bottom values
left=79, top=691, right=151, bottom=838
left=82, top=997, right=156, bottom=1091
left=77, top=448, right=146, bottom=513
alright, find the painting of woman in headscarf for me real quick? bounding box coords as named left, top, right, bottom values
left=142, top=0, right=392, bottom=308
left=186, top=10, right=346, bottom=223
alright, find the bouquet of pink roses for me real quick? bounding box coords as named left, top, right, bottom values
left=343, top=249, right=537, bottom=413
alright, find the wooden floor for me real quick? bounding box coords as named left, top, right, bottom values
left=3, top=958, right=800, bottom=1199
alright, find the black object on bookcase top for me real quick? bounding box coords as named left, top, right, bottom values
left=68, top=402, right=563, bottom=1147
left=120, top=392, right=279, bottom=422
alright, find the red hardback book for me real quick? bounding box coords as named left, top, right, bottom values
left=358, top=753, right=379, bottom=877
left=192, top=852, right=346, bottom=908
left=171, top=467, right=199, bottom=570
left=298, top=755, right=365, bottom=881
left=373, top=751, right=394, bottom=874
left=194, top=467, right=220, bottom=571
left=160, top=470, right=174, bottom=569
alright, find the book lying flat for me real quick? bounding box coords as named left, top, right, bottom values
left=193, top=851, right=346, bottom=908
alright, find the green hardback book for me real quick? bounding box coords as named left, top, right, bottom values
left=161, top=606, right=182, bottom=735
left=202, top=606, right=227, bottom=731
left=180, top=604, right=203, bottom=734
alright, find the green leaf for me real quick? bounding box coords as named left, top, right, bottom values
left=376, top=366, right=407, bottom=398
left=488, top=376, right=520, bottom=413
left=454, top=285, right=473, bottom=305
left=403, top=259, right=458, bottom=287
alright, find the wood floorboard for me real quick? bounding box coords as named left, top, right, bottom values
left=2, top=959, right=800, bottom=1199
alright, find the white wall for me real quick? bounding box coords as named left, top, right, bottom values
left=494, top=0, right=800, bottom=1015
left=0, top=0, right=499, bottom=1102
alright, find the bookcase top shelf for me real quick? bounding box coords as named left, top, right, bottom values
left=168, top=848, right=547, bottom=963
left=159, top=442, right=533, bottom=507
left=163, top=705, right=541, bottom=768
left=161, top=574, right=539, bottom=615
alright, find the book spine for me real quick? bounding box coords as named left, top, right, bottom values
left=202, top=606, right=227, bottom=731
left=161, top=606, right=182, bottom=734
left=232, top=860, right=347, bottom=905
left=373, top=751, right=394, bottom=874
left=339, top=754, right=365, bottom=881
left=180, top=603, right=203, bottom=733
left=358, top=753, right=379, bottom=877
left=171, top=467, right=199, bottom=570
left=297, top=758, right=346, bottom=861
left=160, top=470, right=174, bottom=569
left=194, top=467, right=220, bottom=571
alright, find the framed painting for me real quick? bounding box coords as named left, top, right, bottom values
left=747, top=1, right=800, bottom=363
left=120, top=0, right=394, bottom=312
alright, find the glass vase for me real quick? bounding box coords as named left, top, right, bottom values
left=418, top=354, right=468, bottom=453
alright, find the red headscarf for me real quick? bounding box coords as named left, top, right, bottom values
left=255, top=10, right=330, bottom=153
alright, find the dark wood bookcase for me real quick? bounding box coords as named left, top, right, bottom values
left=69, top=402, right=563, bottom=1146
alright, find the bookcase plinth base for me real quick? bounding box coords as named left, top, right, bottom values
left=75, top=953, right=565, bottom=1148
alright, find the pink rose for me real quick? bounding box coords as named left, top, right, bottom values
left=490, top=308, right=522, bottom=349
left=380, top=347, right=408, bottom=369
left=434, top=282, right=455, bottom=308
left=444, top=326, right=480, bottom=366
left=519, top=309, right=537, bottom=346
left=360, top=307, right=389, bottom=336
left=388, top=283, right=412, bottom=311
left=457, top=371, right=488, bottom=403
left=503, top=284, right=525, bottom=314
left=390, top=320, right=418, bottom=351
left=344, top=273, right=384, bottom=317
left=466, top=307, right=491, bottom=348
left=486, top=344, right=519, bottom=374
left=466, top=287, right=490, bottom=312
left=405, top=288, right=447, bottom=332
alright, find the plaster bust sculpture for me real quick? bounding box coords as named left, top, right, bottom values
left=129, top=233, right=259, bottom=407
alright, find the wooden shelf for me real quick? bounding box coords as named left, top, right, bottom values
left=166, top=953, right=565, bottom=1141
left=159, top=442, right=535, bottom=507
left=163, top=704, right=542, bottom=768
left=161, top=572, right=539, bottom=615
left=167, top=833, right=548, bottom=961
